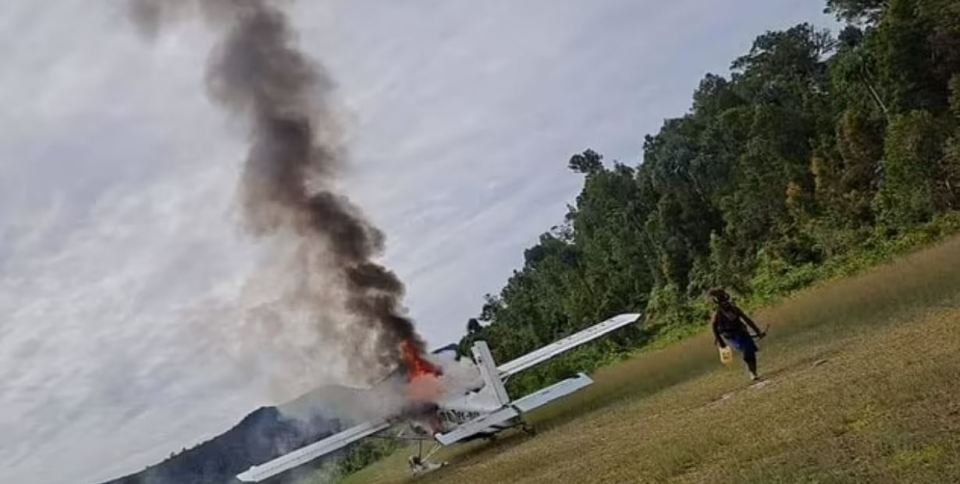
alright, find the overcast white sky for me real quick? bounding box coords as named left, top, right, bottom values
left=0, top=1, right=834, bottom=482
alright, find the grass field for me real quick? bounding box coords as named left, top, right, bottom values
left=343, top=236, right=960, bottom=484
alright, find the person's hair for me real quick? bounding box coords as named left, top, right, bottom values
left=708, top=288, right=730, bottom=303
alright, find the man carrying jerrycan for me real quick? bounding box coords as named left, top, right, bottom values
left=709, top=288, right=767, bottom=381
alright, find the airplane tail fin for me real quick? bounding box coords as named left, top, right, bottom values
left=471, top=341, right=510, bottom=406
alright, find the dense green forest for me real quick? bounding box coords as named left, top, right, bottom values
left=456, top=0, right=960, bottom=395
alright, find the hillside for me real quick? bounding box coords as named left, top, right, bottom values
left=343, top=235, right=960, bottom=483
left=103, top=397, right=344, bottom=484
left=456, top=0, right=960, bottom=400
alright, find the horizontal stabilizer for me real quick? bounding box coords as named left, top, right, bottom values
left=236, top=420, right=390, bottom=482
left=497, top=313, right=640, bottom=377
left=435, top=373, right=593, bottom=446
left=434, top=406, right=520, bottom=446
left=510, top=372, right=592, bottom=413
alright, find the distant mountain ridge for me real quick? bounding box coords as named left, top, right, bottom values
left=102, top=397, right=346, bottom=484
left=102, top=354, right=447, bottom=484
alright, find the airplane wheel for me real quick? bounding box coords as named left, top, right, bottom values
left=522, top=424, right=536, bottom=436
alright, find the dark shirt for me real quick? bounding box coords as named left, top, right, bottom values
left=711, top=301, right=761, bottom=347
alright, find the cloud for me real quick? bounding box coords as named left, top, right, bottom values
left=0, top=1, right=835, bottom=482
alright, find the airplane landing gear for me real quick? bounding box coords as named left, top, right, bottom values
left=408, top=442, right=446, bottom=475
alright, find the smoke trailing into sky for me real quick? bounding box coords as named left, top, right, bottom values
left=128, top=0, right=424, bottom=376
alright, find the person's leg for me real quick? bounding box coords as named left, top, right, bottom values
left=743, top=349, right=758, bottom=380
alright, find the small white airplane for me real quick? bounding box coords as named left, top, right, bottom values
left=236, top=313, right=641, bottom=482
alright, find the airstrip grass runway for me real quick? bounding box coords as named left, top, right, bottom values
left=344, top=236, right=960, bottom=483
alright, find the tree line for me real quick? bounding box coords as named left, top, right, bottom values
left=457, top=0, right=960, bottom=395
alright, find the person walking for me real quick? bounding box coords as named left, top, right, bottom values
left=709, top=288, right=766, bottom=380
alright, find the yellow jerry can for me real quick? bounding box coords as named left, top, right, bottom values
left=719, top=346, right=734, bottom=365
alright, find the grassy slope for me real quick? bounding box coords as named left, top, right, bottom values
left=345, top=236, right=960, bottom=484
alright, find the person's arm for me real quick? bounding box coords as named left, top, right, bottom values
left=711, top=312, right=726, bottom=347
left=735, top=305, right=763, bottom=336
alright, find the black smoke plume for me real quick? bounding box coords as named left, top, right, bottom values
left=128, top=0, right=425, bottom=375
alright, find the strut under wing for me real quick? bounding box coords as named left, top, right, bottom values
left=496, top=313, right=641, bottom=378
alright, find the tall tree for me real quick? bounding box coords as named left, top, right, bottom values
left=874, top=0, right=946, bottom=113
left=875, top=110, right=948, bottom=225
left=826, top=0, right=890, bottom=25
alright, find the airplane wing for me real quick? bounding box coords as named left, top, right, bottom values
left=496, top=313, right=641, bottom=377
left=236, top=419, right=391, bottom=482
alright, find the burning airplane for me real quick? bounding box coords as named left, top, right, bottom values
left=237, top=313, right=641, bottom=480
left=125, top=0, right=642, bottom=480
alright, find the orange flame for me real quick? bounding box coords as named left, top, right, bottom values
left=401, top=340, right=442, bottom=378
left=401, top=340, right=442, bottom=402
